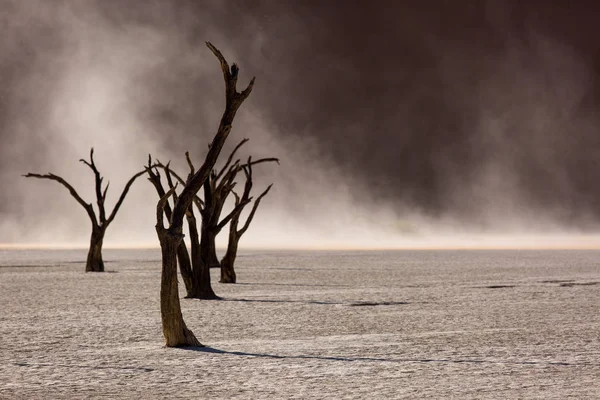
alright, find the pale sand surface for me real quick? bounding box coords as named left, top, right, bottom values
left=0, top=249, right=599, bottom=399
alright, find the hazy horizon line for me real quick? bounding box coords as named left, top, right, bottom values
left=2, top=233, right=600, bottom=251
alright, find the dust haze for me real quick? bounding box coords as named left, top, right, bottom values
left=1, top=0, right=599, bottom=249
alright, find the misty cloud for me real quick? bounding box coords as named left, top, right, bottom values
left=1, top=0, right=599, bottom=248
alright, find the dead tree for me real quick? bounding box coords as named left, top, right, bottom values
left=154, top=42, right=254, bottom=346
left=150, top=157, right=225, bottom=299
left=184, top=152, right=245, bottom=299
left=153, top=145, right=275, bottom=298
left=159, top=154, right=240, bottom=300
left=221, top=159, right=273, bottom=283
left=23, top=148, right=146, bottom=272
left=199, top=140, right=278, bottom=273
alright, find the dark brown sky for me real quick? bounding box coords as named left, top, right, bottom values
left=1, top=0, right=600, bottom=244
left=246, top=0, right=600, bottom=222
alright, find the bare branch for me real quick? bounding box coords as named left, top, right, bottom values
left=192, top=197, right=203, bottom=213
left=164, top=162, right=179, bottom=204
left=245, top=157, right=280, bottom=168
left=155, top=159, right=187, bottom=187
left=101, top=181, right=110, bottom=203
left=79, top=147, right=107, bottom=223
left=206, top=41, right=233, bottom=94
left=245, top=156, right=253, bottom=176
left=163, top=162, right=174, bottom=188
left=239, top=77, right=255, bottom=100
left=239, top=184, right=273, bottom=235
left=146, top=157, right=174, bottom=222
left=214, top=156, right=277, bottom=199
left=145, top=156, right=160, bottom=184
left=215, top=160, right=240, bottom=192
left=215, top=138, right=249, bottom=182
left=217, top=196, right=252, bottom=232
left=241, top=157, right=253, bottom=200
left=206, top=42, right=256, bottom=105
left=232, top=190, right=241, bottom=206
left=23, top=172, right=97, bottom=225
left=105, top=169, right=147, bottom=226
left=148, top=156, right=202, bottom=221
left=185, top=152, right=195, bottom=176
left=154, top=160, right=205, bottom=210
left=156, top=183, right=178, bottom=231
left=78, top=148, right=95, bottom=170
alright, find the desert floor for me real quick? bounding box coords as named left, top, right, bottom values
left=0, top=249, right=599, bottom=399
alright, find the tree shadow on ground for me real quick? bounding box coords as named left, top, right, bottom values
left=179, top=347, right=594, bottom=367
left=13, top=361, right=154, bottom=372
left=232, top=282, right=350, bottom=288
left=218, top=298, right=409, bottom=306
left=480, top=285, right=515, bottom=289
left=221, top=298, right=343, bottom=305
left=559, top=281, right=599, bottom=287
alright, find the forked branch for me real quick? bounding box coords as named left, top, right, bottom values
left=79, top=148, right=106, bottom=223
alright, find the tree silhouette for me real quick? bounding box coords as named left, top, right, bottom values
left=24, top=148, right=146, bottom=272
left=153, top=42, right=254, bottom=347
left=198, top=140, right=278, bottom=278
left=151, top=142, right=276, bottom=295
left=221, top=159, right=273, bottom=283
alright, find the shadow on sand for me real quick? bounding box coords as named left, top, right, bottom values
left=13, top=361, right=153, bottom=372
left=218, top=298, right=409, bottom=307
left=180, top=347, right=596, bottom=367
left=233, top=282, right=350, bottom=288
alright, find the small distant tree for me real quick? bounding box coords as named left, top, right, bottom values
left=221, top=159, right=273, bottom=283
left=153, top=42, right=254, bottom=346
left=197, top=140, right=278, bottom=276
left=24, top=149, right=146, bottom=272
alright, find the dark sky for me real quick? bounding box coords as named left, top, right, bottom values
left=1, top=0, right=600, bottom=245
left=244, top=0, right=600, bottom=223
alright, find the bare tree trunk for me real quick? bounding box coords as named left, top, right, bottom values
left=183, top=208, right=218, bottom=299
left=158, top=228, right=202, bottom=347
left=176, top=241, right=193, bottom=297
left=86, top=227, right=105, bottom=272
left=202, top=230, right=220, bottom=269
left=220, top=235, right=238, bottom=283
left=189, top=260, right=218, bottom=299
left=187, top=228, right=218, bottom=299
